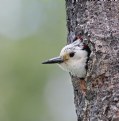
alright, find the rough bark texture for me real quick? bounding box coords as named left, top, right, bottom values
left=65, top=1, right=119, bottom=121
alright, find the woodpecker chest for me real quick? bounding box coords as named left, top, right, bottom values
left=69, top=63, right=86, bottom=78
left=59, top=60, right=87, bottom=78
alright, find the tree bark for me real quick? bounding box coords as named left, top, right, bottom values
left=65, top=1, right=119, bottom=121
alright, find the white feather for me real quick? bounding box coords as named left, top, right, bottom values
left=58, top=40, right=88, bottom=78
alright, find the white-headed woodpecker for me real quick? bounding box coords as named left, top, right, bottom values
left=42, top=38, right=91, bottom=78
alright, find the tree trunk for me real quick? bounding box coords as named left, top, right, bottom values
left=65, top=1, right=119, bottom=121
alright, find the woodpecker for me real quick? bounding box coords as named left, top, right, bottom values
left=42, top=38, right=91, bottom=78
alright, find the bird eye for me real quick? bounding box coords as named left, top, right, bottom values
left=69, top=52, right=75, bottom=57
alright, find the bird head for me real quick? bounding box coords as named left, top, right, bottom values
left=42, top=39, right=91, bottom=77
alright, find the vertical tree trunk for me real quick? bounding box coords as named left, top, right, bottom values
left=65, top=1, right=119, bottom=121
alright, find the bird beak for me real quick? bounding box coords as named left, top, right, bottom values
left=42, top=56, right=64, bottom=64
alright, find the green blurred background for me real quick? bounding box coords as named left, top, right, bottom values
left=0, top=0, right=76, bottom=121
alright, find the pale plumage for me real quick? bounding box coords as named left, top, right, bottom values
left=42, top=39, right=91, bottom=78
left=59, top=40, right=88, bottom=78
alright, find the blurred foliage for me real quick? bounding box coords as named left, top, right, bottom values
left=0, top=0, right=66, bottom=121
